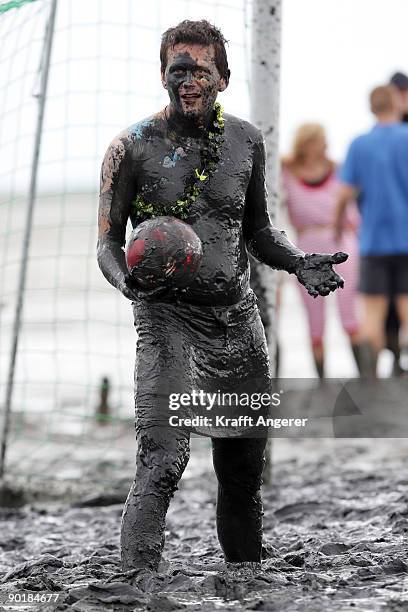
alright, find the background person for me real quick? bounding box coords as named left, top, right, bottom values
left=383, top=71, right=408, bottom=374
left=390, top=71, right=408, bottom=123
left=281, top=123, right=360, bottom=378
left=335, top=85, right=408, bottom=377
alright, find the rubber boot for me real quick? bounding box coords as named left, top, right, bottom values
left=313, top=355, right=324, bottom=380
left=355, top=341, right=377, bottom=379
left=351, top=343, right=363, bottom=376
left=386, top=329, right=403, bottom=376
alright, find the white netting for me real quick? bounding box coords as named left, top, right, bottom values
left=0, top=0, right=250, bottom=478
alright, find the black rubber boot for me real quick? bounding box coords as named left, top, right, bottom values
left=355, top=341, right=377, bottom=379
left=351, top=343, right=363, bottom=376
left=385, top=329, right=403, bottom=376
left=313, top=355, right=324, bottom=380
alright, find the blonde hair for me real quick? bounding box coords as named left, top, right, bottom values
left=283, top=123, right=327, bottom=169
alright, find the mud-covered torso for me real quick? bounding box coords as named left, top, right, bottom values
left=127, top=113, right=257, bottom=305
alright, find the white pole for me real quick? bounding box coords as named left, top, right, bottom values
left=0, top=0, right=59, bottom=479
left=250, top=0, right=282, bottom=482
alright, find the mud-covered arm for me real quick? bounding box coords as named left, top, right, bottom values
left=243, top=133, right=348, bottom=297
left=242, top=133, right=305, bottom=273
left=97, top=132, right=139, bottom=300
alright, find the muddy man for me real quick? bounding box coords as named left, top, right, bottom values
left=97, top=20, right=347, bottom=571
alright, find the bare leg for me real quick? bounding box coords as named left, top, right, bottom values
left=396, top=295, right=408, bottom=347
left=347, top=332, right=363, bottom=375
left=360, top=295, right=389, bottom=352
left=359, top=295, right=389, bottom=377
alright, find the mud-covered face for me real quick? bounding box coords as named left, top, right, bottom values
left=161, top=43, right=228, bottom=121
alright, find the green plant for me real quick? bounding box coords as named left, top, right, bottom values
left=133, top=102, right=225, bottom=220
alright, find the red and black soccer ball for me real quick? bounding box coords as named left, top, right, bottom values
left=125, top=216, right=203, bottom=290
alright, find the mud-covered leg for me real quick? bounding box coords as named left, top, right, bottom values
left=121, top=428, right=190, bottom=570
left=121, top=301, right=192, bottom=571
left=212, top=437, right=266, bottom=562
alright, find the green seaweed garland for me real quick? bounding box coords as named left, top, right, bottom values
left=133, top=102, right=225, bottom=220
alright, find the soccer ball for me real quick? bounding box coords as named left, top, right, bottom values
left=125, top=216, right=203, bottom=290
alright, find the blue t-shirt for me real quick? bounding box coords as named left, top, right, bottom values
left=339, top=123, right=408, bottom=255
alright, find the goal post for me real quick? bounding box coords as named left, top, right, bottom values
left=250, top=0, right=282, bottom=483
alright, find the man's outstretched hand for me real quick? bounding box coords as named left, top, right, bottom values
left=294, top=252, right=348, bottom=298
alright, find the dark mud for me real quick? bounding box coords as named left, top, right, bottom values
left=1, top=432, right=408, bottom=611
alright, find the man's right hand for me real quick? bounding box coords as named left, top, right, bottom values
left=121, top=273, right=178, bottom=302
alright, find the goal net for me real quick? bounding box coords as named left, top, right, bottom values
left=0, top=0, right=251, bottom=486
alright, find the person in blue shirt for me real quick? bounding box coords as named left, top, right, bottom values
left=384, top=72, right=408, bottom=375
left=335, top=85, right=408, bottom=376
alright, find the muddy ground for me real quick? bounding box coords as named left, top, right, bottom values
left=1, top=384, right=408, bottom=611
